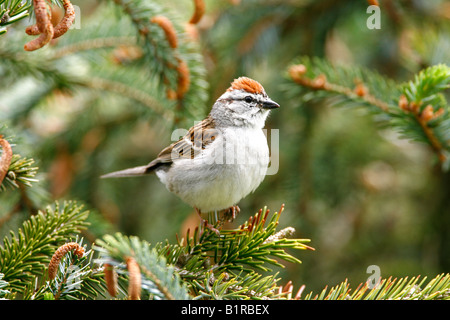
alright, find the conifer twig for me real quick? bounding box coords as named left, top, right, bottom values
left=139, top=263, right=175, bottom=300
left=287, top=61, right=450, bottom=167
left=96, top=233, right=191, bottom=300
left=50, top=36, right=137, bottom=59
left=83, top=77, right=168, bottom=118
left=288, top=64, right=390, bottom=112
left=111, top=0, right=174, bottom=74
left=398, top=94, right=447, bottom=163
left=301, top=273, right=450, bottom=300
left=415, top=112, right=446, bottom=163
left=1, top=202, right=89, bottom=292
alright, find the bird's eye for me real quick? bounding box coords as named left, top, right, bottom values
left=244, top=96, right=253, bottom=103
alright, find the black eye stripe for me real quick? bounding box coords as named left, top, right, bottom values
left=216, top=97, right=261, bottom=104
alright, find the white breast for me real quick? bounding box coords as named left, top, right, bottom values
left=158, top=127, right=269, bottom=212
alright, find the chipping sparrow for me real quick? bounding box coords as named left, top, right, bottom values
left=102, top=77, right=280, bottom=232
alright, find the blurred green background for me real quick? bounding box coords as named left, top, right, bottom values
left=0, top=0, right=449, bottom=295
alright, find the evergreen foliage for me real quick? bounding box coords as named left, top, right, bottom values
left=0, top=201, right=89, bottom=296
left=0, top=0, right=31, bottom=35
left=0, top=273, right=9, bottom=298
left=284, top=57, right=450, bottom=169
left=95, top=232, right=192, bottom=300
left=0, top=0, right=449, bottom=301
left=0, top=152, right=38, bottom=191
left=302, top=273, right=450, bottom=300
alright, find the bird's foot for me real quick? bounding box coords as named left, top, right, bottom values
left=222, top=205, right=240, bottom=222
left=195, top=207, right=220, bottom=236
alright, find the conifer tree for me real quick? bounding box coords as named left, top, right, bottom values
left=1, top=0, right=449, bottom=300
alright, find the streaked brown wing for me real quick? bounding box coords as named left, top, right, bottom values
left=145, top=116, right=218, bottom=172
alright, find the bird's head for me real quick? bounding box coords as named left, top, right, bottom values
left=210, top=77, right=280, bottom=128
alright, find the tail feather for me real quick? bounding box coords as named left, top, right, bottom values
left=101, top=165, right=150, bottom=179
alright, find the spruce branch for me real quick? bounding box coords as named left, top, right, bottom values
left=0, top=134, right=38, bottom=192
left=94, top=205, right=311, bottom=300
left=50, top=36, right=137, bottom=59
left=48, top=241, right=85, bottom=280
left=111, top=0, right=209, bottom=125
left=190, top=270, right=279, bottom=300
left=288, top=64, right=390, bottom=112
left=396, top=65, right=450, bottom=165
left=158, top=205, right=313, bottom=299
left=1, top=0, right=208, bottom=128
left=42, top=239, right=107, bottom=300
left=299, top=273, right=450, bottom=300
left=18, top=238, right=107, bottom=300
left=0, top=201, right=89, bottom=293
left=286, top=56, right=400, bottom=112
left=177, top=205, right=314, bottom=274
left=83, top=76, right=168, bottom=118
left=0, top=0, right=31, bottom=35
left=111, top=0, right=180, bottom=90
left=0, top=154, right=39, bottom=191
left=286, top=57, right=450, bottom=169
left=95, top=233, right=191, bottom=300
left=0, top=273, right=10, bottom=298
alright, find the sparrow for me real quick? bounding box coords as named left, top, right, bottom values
left=102, top=77, right=280, bottom=232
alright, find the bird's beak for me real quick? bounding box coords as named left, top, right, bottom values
left=261, top=98, right=280, bottom=109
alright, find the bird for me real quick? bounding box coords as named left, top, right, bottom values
left=101, top=76, right=280, bottom=233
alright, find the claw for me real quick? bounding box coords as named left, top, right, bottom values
left=224, top=205, right=240, bottom=222
left=205, top=221, right=221, bottom=236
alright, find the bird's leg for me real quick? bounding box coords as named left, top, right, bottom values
left=195, top=207, right=220, bottom=236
